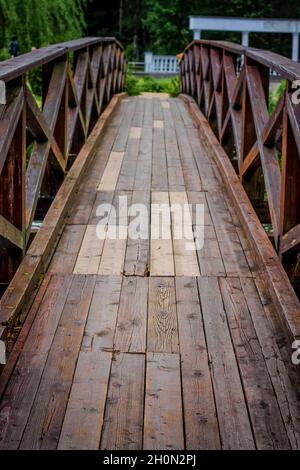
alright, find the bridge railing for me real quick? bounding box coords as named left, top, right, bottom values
left=180, top=40, right=300, bottom=289
left=0, top=37, right=125, bottom=291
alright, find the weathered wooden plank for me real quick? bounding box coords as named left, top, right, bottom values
left=124, top=190, right=150, bottom=276
left=66, top=189, right=97, bottom=225
left=100, top=353, right=145, bottom=450
left=220, top=276, right=290, bottom=450
left=153, top=120, right=164, bottom=128
left=0, top=275, right=51, bottom=399
left=89, top=190, right=114, bottom=225
left=150, top=192, right=174, bottom=276
left=131, top=98, right=145, bottom=127
left=244, top=278, right=300, bottom=449
left=48, top=225, right=86, bottom=274
left=197, top=276, right=255, bottom=449
left=112, top=99, right=137, bottom=151
left=0, top=275, right=73, bottom=449
left=144, top=352, right=184, bottom=450
left=206, top=192, right=251, bottom=277
left=148, top=277, right=178, bottom=353
left=164, top=125, right=185, bottom=192
left=98, top=227, right=127, bottom=276
left=151, top=127, right=168, bottom=191
left=171, top=100, right=202, bottom=191
left=97, top=151, right=124, bottom=191
left=176, top=277, right=221, bottom=449
left=129, top=127, right=142, bottom=139
left=196, top=225, right=225, bottom=276
left=81, top=276, right=122, bottom=352
left=143, top=97, right=154, bottom=128
left=20, top=275, right=96, bottom=450
left=133, top=127, right=152, bottom=191
left=169, top=192, right=200, bottom=276
left=117, top=137, right=140, bottom=190
left=58, top=350, right=112, bottom=450
left=73, top=225, right=105, bottom=274
left=114, top=277, right=148, bottom=353
left=187, top=191, right=213, bottom=227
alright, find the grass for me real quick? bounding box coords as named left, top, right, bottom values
left=125, top=73, right=180, bottom=97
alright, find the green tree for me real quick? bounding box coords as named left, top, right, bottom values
left=0, top=0, right=87, bottom=57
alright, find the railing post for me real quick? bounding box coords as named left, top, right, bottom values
left=144, top=52, right=153, bottom=73
left=292, top=32, right=299, bottom=62
left=242, top=31, right=249, bottom=47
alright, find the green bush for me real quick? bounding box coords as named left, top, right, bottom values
left=269, top=80, right=286, bottom=115
left=125, top=72, right=141, bottom=96
left=125, top=73, right=180, bottom=97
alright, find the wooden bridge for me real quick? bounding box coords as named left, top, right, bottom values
left=0, top=37, right=300, bottom=450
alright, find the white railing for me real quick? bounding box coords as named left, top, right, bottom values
left=144, top=52, right=179, bottom=74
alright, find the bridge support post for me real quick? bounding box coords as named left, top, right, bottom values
left=242, top=31, right=249, bottom=47
left=144, top=52, right=153, bottom=73
left=292, top=32, right=299, bottom=62
left=193, top=30, right=201, bottom=40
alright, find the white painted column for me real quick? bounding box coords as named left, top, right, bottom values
left=194, top=30, right=201, bottom=40
left=292, top=33, right=299, bottom=62
left=242, top=31, right=249, bottom=47
left=144, top=52, right=153, bottom=73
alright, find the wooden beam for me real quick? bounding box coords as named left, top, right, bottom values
left=280, top=223, right=300, bottom=255
left=0, top=87, right=24, bottom=175
left=0, top=214, right=24, bottom=249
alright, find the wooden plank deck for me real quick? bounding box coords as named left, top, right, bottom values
left=0, top=94, right=300, bottom=450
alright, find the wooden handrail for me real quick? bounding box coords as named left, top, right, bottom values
left=180, top=40, right=300, bottom=291
left=0, top=37, right=126, bottom=290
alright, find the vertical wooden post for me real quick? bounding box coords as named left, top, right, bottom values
left=0, top=79, right=26, bottom=286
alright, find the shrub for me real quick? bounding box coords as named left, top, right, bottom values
left=125, top=73, right=180, bottom=97
left=269, top=80, right=285, bottom=114
left=125, top=72, right=141, bottom=96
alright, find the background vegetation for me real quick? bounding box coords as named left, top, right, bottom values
left=1, top=1, right=300, bottom=61
left=0, top=0, right=87, bottom=59
left=0, top=1, right=298, bottom=99
left=87, top=0, right=300, bottom=59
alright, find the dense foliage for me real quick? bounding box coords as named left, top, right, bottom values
left=87, top=0, right=300, bottom=59
left=125, top=73, right=179, bottom=96
left=0, top=0, right=87, bottom=59
left=1, top=1, right=300, bottom=61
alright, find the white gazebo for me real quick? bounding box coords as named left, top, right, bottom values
left=189, top=17, right=300, bottom=62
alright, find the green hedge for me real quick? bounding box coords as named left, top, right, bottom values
left=125, top=73, right=180, bottom=97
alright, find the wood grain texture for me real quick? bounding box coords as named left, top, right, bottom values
left=150, top=192, right=174, bottom=276
left=144, top=352, right=184, bottom=450
left=0, top=275, right=73, bottom=449
left=73, top=225, right=105, bottom=274
left=58, top=351, right=112, bottom=450
left=198, top=276, right=255, bottom=449
left=81, top=276, right=122, bottom=352
left=114, top=277, right=148, bottom=353
left=148, top=277, right=178, bottom=353
left=48, top=225, right=86, bottom=274
left=220, top=276, right=290, bottom=449
left=176, top=277, right=221, bottom=449
left=100, top=353, right=145, bottom=450
left=19, top=275, right=96, bottom=450
left=97, top=152, right=124, bottom=191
